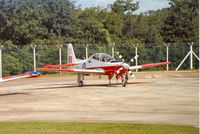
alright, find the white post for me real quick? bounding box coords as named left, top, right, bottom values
left=57, top=45, right=62, bottom=74
left=166, top=45, right=169, bottom=71
left=176, top=42, right=199, bottom=71
left=192, top=51, right=200, bottom=61
left=0, top=46, right=3, bottom=80
left=31, top=45, right=37, bottom=72
left=135, top=44, right=138, bottom=72
left=190, top=42, right=194, bottom=70
left=165, top=43, right=170, bottom=71
left=176, top=52, right=191, bottom=71
left=59, top=46, right=62, bottom=66
left=84, top=44, right=89, bottom=59
left=112, top=43, right=115, bottom=58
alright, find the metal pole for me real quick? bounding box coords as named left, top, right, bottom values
left=166, top=43, right=170, bottom=71
left=176, top=42, right=198, bottom=71
left=112, top=43, right=115, bottom=58
left=85, top=44, right=89, bottom=59
left=59, top=46, right=62, bottom=66
left=190, top=42, right=194, bottom=70
left=176, top=51, right=191, bottom=71
left=166, top=45, right=169, bottom=71
left=0, top=46, right=3, bottom=80
left=57, top=45, right=62, bottom=74
left=31, top=45, right=37, bottom=72
left=192, top=51, right=200, bottom=61
left=135, top=44, right=138, bottom=72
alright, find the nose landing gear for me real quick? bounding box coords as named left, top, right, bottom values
left=122, top=73, right=128, bottom=87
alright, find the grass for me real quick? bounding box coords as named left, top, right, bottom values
left=0, top=122, right=198, bottom=134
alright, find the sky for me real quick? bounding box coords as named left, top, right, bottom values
left=75, top=0, right=170, bottom=14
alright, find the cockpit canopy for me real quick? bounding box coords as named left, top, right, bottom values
left=91, top=53, right=115, bottom=62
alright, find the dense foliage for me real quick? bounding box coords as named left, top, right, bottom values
left=0, top=0, right=199, bottom=76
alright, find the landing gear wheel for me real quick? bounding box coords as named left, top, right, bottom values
left=78, top=80, right=84, bottom=87
left=122, top=79, right=127, bottom=87
left=122, top=73, right=127, bottom=87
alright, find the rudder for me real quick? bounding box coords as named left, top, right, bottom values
left=67, top=43, right=77, bottom=64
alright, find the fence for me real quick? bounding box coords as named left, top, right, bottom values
left=0, top=42, right=199, bottom=77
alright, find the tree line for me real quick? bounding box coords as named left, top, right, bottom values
left=0, top=0, right=198, bottom=76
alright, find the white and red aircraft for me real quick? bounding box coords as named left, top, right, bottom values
left=37, top=44, right=170, bottom=87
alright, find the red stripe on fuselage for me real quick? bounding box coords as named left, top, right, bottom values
left=86, top=65, right=123, bottom=75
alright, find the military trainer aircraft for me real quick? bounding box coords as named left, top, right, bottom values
left=36, top=44, right=170, bottom=87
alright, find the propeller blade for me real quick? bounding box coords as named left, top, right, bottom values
left=128, top=70, right=135, bottom=79
left=134, top=55, right=139, bottom=59
left=114, top=67, right=124, bottom=76
left=114, top=63, right=130, bottom=76
left=130, top=58, right=134, bottom=62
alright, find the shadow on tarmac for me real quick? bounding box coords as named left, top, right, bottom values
left=26, top=82, right=153, bottom=90
left=0, top=92, right=29, bottom=96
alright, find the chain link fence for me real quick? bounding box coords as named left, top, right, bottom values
left=1, top=42, right=199, bottom=77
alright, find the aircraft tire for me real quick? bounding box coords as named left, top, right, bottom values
left=79, top=81, right=84, bottom=87
left=122, top=80, right=127, bottom=87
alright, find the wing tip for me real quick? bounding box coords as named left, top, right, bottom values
left=44, top=64, right=51, bottom=68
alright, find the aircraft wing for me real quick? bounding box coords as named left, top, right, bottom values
left=129, top=62, right=170, bottom=70
left=36, top=68, right=105, bottom=74
left=0, top=72, right=40, bottom=83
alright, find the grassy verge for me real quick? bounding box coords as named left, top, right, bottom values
left=0, top=122, right=198, bottom=134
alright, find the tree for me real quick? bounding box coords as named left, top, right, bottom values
left=110, top=0, right=139, bottom=14
left=75, top=8, right=111, bottom=44
left=161, top=0, right=199, bottom=42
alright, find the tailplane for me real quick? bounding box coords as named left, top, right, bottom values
left=67, top=43, right=77, bottom=64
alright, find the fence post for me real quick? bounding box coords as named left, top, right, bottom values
left=175, top=42, right=196, bottom=71
left=112, top=43, right=115, bottom=58
left=31, top=45, right=37, bottom=72
left=57, top=45, right=62, bottom=74
left=190, top=42, right=194, bottom=70
left=0, top=46, right=3, bottom=80
left=164, top=43, right=170, bottom=71
left=83, top=44, right=89, bottom=59
left=134, top=44, right=139, bottom=72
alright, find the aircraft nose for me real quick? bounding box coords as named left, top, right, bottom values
left=123, top=63, right=130, bottom=69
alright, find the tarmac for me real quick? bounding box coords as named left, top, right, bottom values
left=0, top=71, right=199, bottom=127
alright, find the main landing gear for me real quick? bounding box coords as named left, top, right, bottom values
left=78, top=73, right=84, bottom=87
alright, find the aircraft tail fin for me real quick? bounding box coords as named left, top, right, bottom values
left=67, top=43, right=77, bottom=64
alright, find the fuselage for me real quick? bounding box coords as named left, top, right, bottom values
left=77, top=53, right=126, bottom=76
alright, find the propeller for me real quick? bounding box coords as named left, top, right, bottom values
left=117, top=52, right=124, bottom=62
left=129, top=55, right=139, bottom=64
left=115, top=51, right=138, bottom=79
